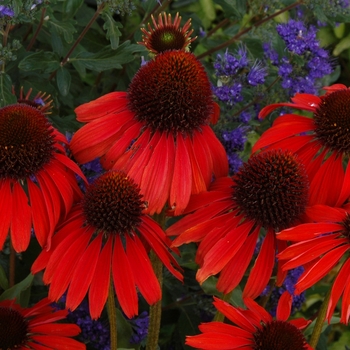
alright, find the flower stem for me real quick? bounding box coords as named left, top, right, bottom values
left=26, top=7, right=46, bottom=51
left=309, top=288, right=331, bottom=348
left=49, top=3, right=106, bottom=80
left=9, top=241, right=16, bottom=287
left=213, top=292, right=232, bottom=322
left=107, top=277, right=118, bottom=350
left=146, top=250, right=163, bottom=350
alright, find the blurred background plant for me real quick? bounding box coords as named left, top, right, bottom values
left=0, top=0, right=349, bottom=349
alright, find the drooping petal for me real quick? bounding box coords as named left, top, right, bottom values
left=243, top=229, right=275, bottom=299
left=170, top=134, right=192, bottom=215
left=112, top=235, right=138, bottom=319
left=196, top=220, right=253, bottom=284
left=11, top=181, right=32, bottom=252
left=327, top=259, right=350, bottom=322
left=141, top=132, right=175, bottom=215
left=186, top=333, right=254, bottom=349
left=125, top=234, right=161, bottom=305
left=0, top=179, right=12, bottom=250
left=27, top=180, right=50, bottom=248
left=295, top=244, right=349, bottom=294
left=276, top=291, right=292, bottom=322
left=217, top=227, right=259, bottom=294
left=89, top=235, right=113, bottom=319
left=66, top=233, right=102, bottom=311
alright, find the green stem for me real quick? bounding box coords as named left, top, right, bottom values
left=49, top=3, right=106, bottom=80
left=9, top=241, right=15, bottom=287
left=107, top=278, right=118, bottom=350
left=213, top=291, right=232, bottom=322
left=146, top=250, right=164, bottom=350
left=196, top=1, right=303, bottom=60
left=309, top=288, right=332, bottom=349
left=26, top=7, right=46, bottom=51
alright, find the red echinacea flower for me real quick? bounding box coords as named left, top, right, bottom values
left=70, top=50, right=228, bottom=215
left=253, top=84, right=350, bottom=207
left=167, top=149, right=310, bottom=298
left=0, top=102, right=85, bottom=252
left=0, top=298, right=85, bottom=350
left=186, top=292, right=312, bottom=350
left=139, top=12, right=196, bottom=54
left=32, top=170, right=183, bottom=319
left=277, top=204, right=350, bottom=324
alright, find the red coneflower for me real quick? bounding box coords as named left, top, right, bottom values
left=31, top=170, right=183, bottom=319
left=167, top=149, right=310, bottom=299
left=186, top=292, right=312, bottom=350
left=70, top=50, right=228, bottom=215
left=277, top=204, right=350, bottom=324
left=139, top=12, right=196, bottom=54
left=0, top=102, right=85, bottom=252
left=253, top=84, right=350, bottom=207
left=0, top=298, right=85, bottom=349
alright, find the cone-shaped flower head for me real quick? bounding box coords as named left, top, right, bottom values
left=32, top=170, right=183, bottom=319
left=167, top=149, right=310, bottom=298
left=186, top=292, right=312, bottom=350
left=0, top=102, right=85, bottom=252
left=71, top=51, right=228, bottom=215
left=139, top=12, right=196, bottom=54
left=0, top=298, right=85, bottom=349
left=254, top=84, right=350, bottom=207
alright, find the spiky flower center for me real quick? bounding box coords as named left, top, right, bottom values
left=82, top=171, right=144, bottom=234
left=0, top=307, right=28, bottom=349
left=253, top=320, right=308, bottom=350
left=314, top=89, right=350, bottom=154
left=233, top=150, right=309, bottom=231
left=149, top=29, right=187, bottom=53
left=128, top=51, right=213, bottom=134
left=0, top=104, right=55, bottom=180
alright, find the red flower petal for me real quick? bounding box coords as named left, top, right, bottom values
left=112, top=235, right=138, bottom=319
left=11, top=181, right=32, bottom=252
left=89, top=235, right=112, bottom=319
left=276, top=291, right=292, bottom=322
left=0, top=179, right=12, bottom=250
left=243, top=229, right=275, bottom=299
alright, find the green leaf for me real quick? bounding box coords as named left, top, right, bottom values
left=71, top=42, right=143, bottom=72
left=0, top=74, right=17, bottom=108
left=0, top=265, right=8, bottom=290
left=115, top=308, right=134, bottom=348
left=333, top=34, right=350, bottom=56
left=57, top=67, right=71, bottom=96
left=0, top=273, right=34, bottom=305
left=48, top=16, right=77, bottom=43
left=18, top=51, right=60, bottom=73
left=103, top=12, right=123, bottom=50
left=63, top=0, right=84, bottom=18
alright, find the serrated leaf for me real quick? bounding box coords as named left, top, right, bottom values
left=71, top=42, right=143, bottom=72
left=48, top=16, right=77, bottom=43
left=0, top=273, right=34, bottom=304
left=0, top=74, right=17, bottom=108
left=18, top=51, right=60, bottom=73
left=103, top=12, right=123, bottom=50
left=57, top=67, right=71, bottom=96
left=0, top=265, right=8, bottom=290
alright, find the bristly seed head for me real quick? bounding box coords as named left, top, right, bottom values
left=314, top=89, right=350, bottom=154
left=82, top=171, right=144, bottom=235
left=0, top=306, right=28, bottom=349
left=0, top=104, right=55, bottom=180
left=128, top=50, right=213, bottom=135
left=253, top=320, right=309, bottom=350
left=232, top=149, right=309, bottom=231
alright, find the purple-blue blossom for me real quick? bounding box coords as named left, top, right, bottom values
left=129, top=311, right=149, bottom=344
left=0, top=5, right=14, bottom=17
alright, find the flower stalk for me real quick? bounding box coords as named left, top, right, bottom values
left=107, top=277, right=118, bottom=350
